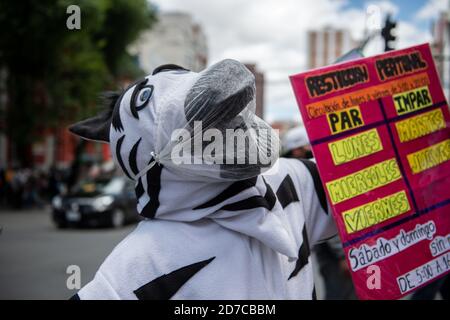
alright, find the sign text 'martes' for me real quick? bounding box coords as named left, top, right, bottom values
left=305, top=65, right=369, bottom=98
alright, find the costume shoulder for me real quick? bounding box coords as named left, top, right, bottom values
left=75, top=220, right=227, bottom=300
left=74, top=217, right=269, bottom=300
left=275, top=158, right=337, bottom=246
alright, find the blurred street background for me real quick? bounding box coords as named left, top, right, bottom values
left=0, top=0, right=449, bottom=299
left=0, top=208, right=133, bottom=299
left=0, top=207, right=327, bottom=299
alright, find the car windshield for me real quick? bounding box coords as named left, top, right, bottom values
left=71, top=177, right=125, bottom=196
left=101, top=177, right=126, bottom=195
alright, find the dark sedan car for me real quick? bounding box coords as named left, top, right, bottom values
left=51, top=176, right=139, bottom=228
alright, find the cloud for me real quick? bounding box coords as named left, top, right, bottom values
left=150, top=0, right=434, bottom=122
left=396, top=20, right=432, bottom=48
left=367, top=0, right=399, bottom=16
left=416, top=0, right=449, bottom=20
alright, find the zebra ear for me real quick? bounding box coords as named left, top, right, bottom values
left=69, top=109, right=112, bottom=143
left=69, top=92, right=121, bottom=143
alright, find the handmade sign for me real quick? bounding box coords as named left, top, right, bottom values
left=290, top=43, right=450, bottom=300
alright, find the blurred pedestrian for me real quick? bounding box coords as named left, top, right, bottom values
left=411, top=275, right=449, bottom=300
left=0, top=168, right=6, bottom=207
left=282, top=126, right=313, bottom=159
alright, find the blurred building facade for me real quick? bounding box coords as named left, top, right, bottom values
left=432, top=10, right=450, bottom=100
left=131, top=12, right=208, bottom=73
left=244, top=63, right=265, bottom=119
left=1, top=126, right=110, bottom=170
left=0, top=64, right=109, bottom=170
left=307, top=28, right=354, bottom=69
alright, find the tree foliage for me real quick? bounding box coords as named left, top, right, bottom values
left=0, top=0, right=157, bottom=165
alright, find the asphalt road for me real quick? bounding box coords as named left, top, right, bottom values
left=0, top=208, right=134, bottom=300
left=0, top=207, right=328, bottom=300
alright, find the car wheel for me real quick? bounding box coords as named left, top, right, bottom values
left=110, top=209, right=125, bottom=228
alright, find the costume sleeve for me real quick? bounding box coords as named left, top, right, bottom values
left=75, top=271, right=122, bottom=300
left=289, top=158, right=338, bottom=246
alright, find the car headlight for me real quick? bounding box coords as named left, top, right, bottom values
left=93, top=196, right=114, bottom=211
left=52, top=196, right=62, bottom=210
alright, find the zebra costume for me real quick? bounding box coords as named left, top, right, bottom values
left=69, top=60, right=337, bottom=299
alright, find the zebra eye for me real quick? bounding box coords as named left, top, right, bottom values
left=136, top=85, right=154, bottom=109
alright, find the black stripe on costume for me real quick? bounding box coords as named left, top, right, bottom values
left=129, top=138, right=142, bottom=176
left=140, top=158, right=163, bottom=219
left=130, top=78, right=149, bottom=119
left=112, top=103, right=124, bottom=132
left=220, top=178, right=276, bottom=211
left=297, top=159, right=327, bottom=214
left=288, top=225, right=311, bottom=280
left=69, top=293, right=80, bottom=300
left=106, top=91, right=124, bottom=132
left=276, top=175, right=300, bottom=208
left=153, top=64, right=189, bottom=75
left=112, top=78, right=145, bottom=131
left=135, top=177, right=144, bottom=199
left=134, top=257, right=215, bottom=300
left=193, top=177, right=258, bottom=210
left=116, top=135, right=133, bottom=180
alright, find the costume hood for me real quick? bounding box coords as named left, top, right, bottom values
left=69, top=60, right=298, bottom=258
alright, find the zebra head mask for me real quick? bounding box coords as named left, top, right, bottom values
left=69, top=59, right=279, bottom=183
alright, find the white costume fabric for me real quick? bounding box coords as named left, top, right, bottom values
left=69, top=60, right=337, bottom=300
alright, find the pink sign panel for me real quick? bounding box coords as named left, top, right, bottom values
left=290, top=43, right=450, bottom=299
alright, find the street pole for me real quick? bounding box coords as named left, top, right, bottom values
left=381, top=14, right=397, bottom=52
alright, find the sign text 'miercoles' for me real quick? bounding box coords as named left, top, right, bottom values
left=305, top=65, right=369, bottom=98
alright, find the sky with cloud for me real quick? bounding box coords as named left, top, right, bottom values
left=151, top=0, right=449, bottom=123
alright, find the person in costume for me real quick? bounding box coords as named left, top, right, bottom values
left=69, top=60, right=336, bottom=299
